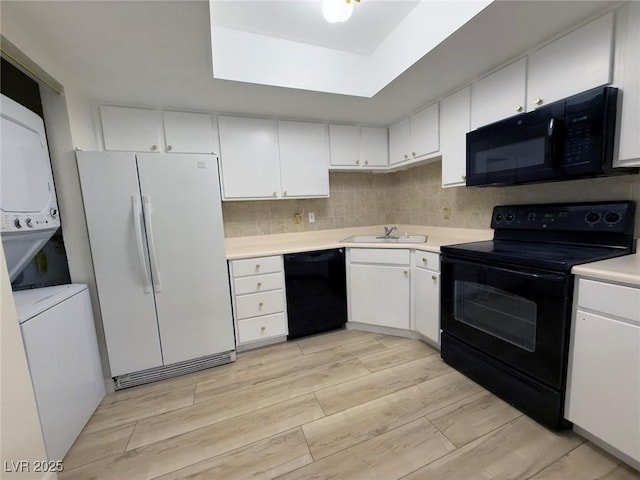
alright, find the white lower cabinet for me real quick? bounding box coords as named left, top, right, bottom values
left=412, top=251, right=440, bottom=346
left=348, top=248, right=411, bottom=330
left=229, top=255, right=288, bottom=349
left=566, top=278, right=640, bottom=466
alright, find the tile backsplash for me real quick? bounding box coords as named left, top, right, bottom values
left=222, top=161, right=640, bottom=237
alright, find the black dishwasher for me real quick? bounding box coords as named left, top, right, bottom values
left=284, top=248, right=347, bottom=339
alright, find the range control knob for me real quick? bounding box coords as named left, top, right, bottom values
left=604, top=212, right=621, bottom=224
left=50, top=208, right=58, bottom=218
left=14, top=218, right=22, bottom=229
left=585, top=212, right=601, bottom=224
left=25, top=218, right=33, bottom=228
left=505, top=213, right=515, bottom=223
left=494, top=213, right=504, bottom=222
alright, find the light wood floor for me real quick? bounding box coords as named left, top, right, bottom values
left=59, top=329, right=640, bottom=480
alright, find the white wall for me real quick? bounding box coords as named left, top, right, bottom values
left=0, top=244, right=56, bottom=480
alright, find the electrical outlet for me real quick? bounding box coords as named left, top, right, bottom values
left=308, top=212, right=315, bottom=223
left=294, top=213, right=302, bottom=224
left=443, top=207, right=451, bottom=220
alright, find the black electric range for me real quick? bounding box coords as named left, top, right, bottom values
left=439, top=201, right=636, bottom=430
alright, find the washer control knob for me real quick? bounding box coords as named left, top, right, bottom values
left=26, top=218, right=33, bottom=227
left=14, top=218, right=22, bottom=229
left=50, top=208, right=58, bottom=218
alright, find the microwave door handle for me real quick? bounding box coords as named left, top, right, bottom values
left=547, top=118, right=558, bottom=167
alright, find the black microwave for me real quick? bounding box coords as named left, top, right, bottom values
left=466, top=86, right=637, bottom=187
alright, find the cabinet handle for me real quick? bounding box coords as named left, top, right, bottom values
left=422, top=257, right=427, bottom=264
left=404, top=154, right=409, bottom=159
left=412, top=152, right=416, bottom=157
left=166, top=145, right=173, bottom=152
left=432, top=275, right=437, bottom=281
left=150, top=145, right=158, bottom=151
left=258, top=302, right=264, bottom=308
left=283, top=190, right=288, bottom=196
left=533, top=97, right=543, bottom=106
left=256, top=282, right=262, bottom=289
left=461, top=175, right=466, bottom=181
left=356, top=160, right=360, bottom=165
left=261, top=326, right=266, bottom=332
left=403, top=270, right=409, bottom=277
left=364, top=160, right=369, bottom=165
left=515, top=105, right=523, bottom=112
left=255, top=264, right=260, bottom=270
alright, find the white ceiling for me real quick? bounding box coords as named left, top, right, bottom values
left=0, top=0, right=620, bottom=125
left=210, top=0, right=421, bottom=55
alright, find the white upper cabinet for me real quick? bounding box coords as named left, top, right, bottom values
left=613, top=2, right=640, bottom=167
left=441, top=86, right=471, bottom=188
left=277, top=120, right=329, bottom=198
left=329, top=124, right=359, bottom=167
left=389, top=117, right=410, bottom=165
left=162, top=111, right=217, bottom=154
left=100, top=105, right=217, bottom=154
left=359, top=127, right=388, bottom=167
left=527, top=12, right=614, bottom=111
left=410, top=103, right=439, bottom=160
left=100, top=106, right=162, bottom=153
left=471, top=58, right=527, bottom=129
left=329, top=125, right=388, bottom=169
left=217, top=116, right=280, bottom=200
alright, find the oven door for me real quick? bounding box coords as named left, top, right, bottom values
left=441, top=255, right=572, bottom=390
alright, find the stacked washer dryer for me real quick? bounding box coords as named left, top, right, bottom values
left=1, top=93, right=104, bottom=461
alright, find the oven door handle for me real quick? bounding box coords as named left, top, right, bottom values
left=441, top=256, right=567, bottom=282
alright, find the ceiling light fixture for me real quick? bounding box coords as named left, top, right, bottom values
left=322, top=0, right=359, bottom=24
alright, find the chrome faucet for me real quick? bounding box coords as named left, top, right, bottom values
left=383, top=226, right=398, bottom=239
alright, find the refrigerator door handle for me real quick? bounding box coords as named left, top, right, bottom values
left=131, top=196, right=152, bottom=293
left=142, top=194, right=162, bottom=293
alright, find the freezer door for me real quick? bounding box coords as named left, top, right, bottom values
left=137, top=154, right=234, bottom=364
left=77, top=151, right=162, bottom=376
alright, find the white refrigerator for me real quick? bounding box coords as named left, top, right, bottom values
left=77, top=152, right=235, bottom=386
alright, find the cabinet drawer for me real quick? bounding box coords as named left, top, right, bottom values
left=350, top=248, right=410, bottom=265
left=234, top=272, right=283, bottom=295
left=577, top=278, right=640, bottom=324
left=231, top=256, right=282, bottom=277
left=235, top=290, right=285, bottom=320
left=237, top=313, right=287, bottom=344
left=414, top=251, right=440, bottom=272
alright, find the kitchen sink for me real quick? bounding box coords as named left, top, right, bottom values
left=340, top=235, right=428, bottom=244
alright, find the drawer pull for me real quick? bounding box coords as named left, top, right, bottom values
left=432, top=275, right=437, bottom=281
left=422, top=257, right=427, bottom=263
left=403, top=270, right=409, bottom=277
left=261, top=326, right=266, bottom=332
left=255, top=264, right=260, bottom=270
left=256, top=282, right=262, bottom=289
left=258, top=302, right=264, bottom=309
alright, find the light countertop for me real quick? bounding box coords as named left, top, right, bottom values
left=572, top=253, right=640, bottom=287
left=225, top=225, right=494, bottom=260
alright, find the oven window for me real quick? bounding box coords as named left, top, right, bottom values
left=453, top=281, right=537, bottom=352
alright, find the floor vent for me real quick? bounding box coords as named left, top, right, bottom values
left=113, top=350, right=235, bottom=390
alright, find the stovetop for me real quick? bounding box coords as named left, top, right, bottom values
left=440, top=239, right=631, bottom=272
left=441, top=201, right=636, bottom=272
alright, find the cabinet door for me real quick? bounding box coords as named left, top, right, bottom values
left=329, top=124, right=359, bottom=167
left=441, top=86, right=471, bottom=187
left=389, top=118, right=410, bottom=165
left=350, top=264, right=410, bottom=329
left=527, top=12, right=613, bottom=111
left=218, top=116, right=280, bottom=200
left=360, top=126, right=388, bottom=167
left=471, top=58, right=526, bottom=129
left=136, top=154, right=235, bottom=365
left=414, top=268, right=440, bottom=345
left=100, top=105, right=162, bottom=152
left=566, top=309, right=640, bottom=460
left=410, top=103, right=439, bottom=160
left=76, top=151, right=162, bottom=376
left=278, top=120, right=329, bottom=198
left=162, top=111, right=217, bottom=154
left=613, top=2, right=640, bottom=167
